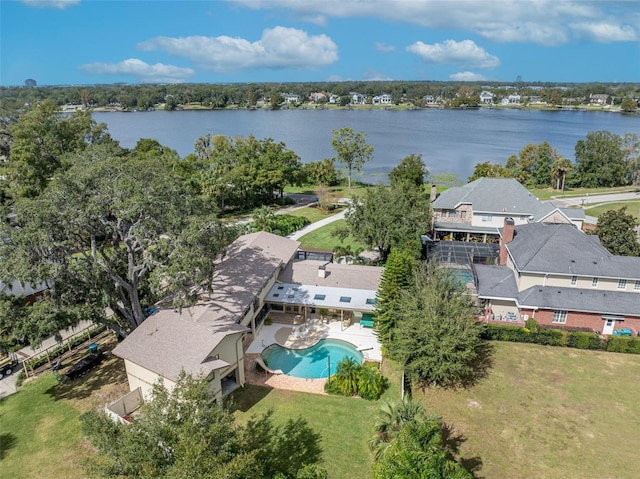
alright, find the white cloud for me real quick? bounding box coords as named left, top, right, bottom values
left=570, top=22, right=637, bottom=43
left=232, top=0, right=638, bottom=46
left=79, top=59, right=195, bottom=83
left=363, top=69, right=394, bottom=81
left=375, top=42, right=396, bottom=53
left=407, top=40, right=500, bottom=69
left=449, top=71, right=487, bottom=82
left=137, top=27, right=338, bottom=72
left=20, top=0, right=79, bottom=8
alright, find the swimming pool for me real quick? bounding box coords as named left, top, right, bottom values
left=450, top=268, right=474, bottom=284
left=261, top=339, right=363, bottom=379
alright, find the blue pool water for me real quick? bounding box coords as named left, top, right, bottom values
left=261, top=339, right=363, bottom=379
left=450, top=268, right=474, bottom=284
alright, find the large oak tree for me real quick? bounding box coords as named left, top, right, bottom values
left=1, top=142, right=234, bottom=336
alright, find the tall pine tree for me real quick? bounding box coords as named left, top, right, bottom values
left=374, top=247, right=416, bottom=354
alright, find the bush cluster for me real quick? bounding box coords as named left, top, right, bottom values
left=253, top=214, right=310, bottom=237
left=483, top=324, right=640, bottom=354
left=324, top=358, right=387, bottom=400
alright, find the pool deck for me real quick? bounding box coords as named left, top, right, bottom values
left=243, top=319, right=382, bottom=395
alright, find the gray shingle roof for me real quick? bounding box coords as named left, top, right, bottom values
left=112, top=231, right=300, bottom=381
left=474, top=265, right=519, bottom=299
left=432, top=178, right=542, bottom=214
left=518, top=286, right=640, bottom=317
left=278, top=260, right=383, bottom=291
left=505, top=223, right=640, bottom=280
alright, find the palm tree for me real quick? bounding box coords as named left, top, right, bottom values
left=357, top=363, right=385, bottom=400
left=252, top=205, right=274, bottom=231
left=372, top=421, right=473, bottom=479
left=551, top=157, right=573, bottom=191
left=334, top=357, right=359, bottom=395
left=369, top=395, right=439, bottom=460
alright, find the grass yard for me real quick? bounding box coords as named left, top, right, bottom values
left=4, top=339, right=640, bottom=479
left=585, top=200, right=640, bottom=221
left=415, top=342, right=640, bottom=479
left=285, top=204, right=344, bottom=224
left=528, top=185, right=639, bottom=201
left=0, top=336, right=129, bottom=479
left=231, top=360, right=404, bottom=479
left=296, top=219, right=367, bottom=252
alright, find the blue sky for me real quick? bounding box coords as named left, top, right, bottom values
left=1, top=0, right=639, bottom=86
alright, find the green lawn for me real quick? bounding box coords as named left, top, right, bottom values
left=585, top=200, right=640, bottom=221
left=528, top=186, right=640, bottom=201
left=0, top=337, right=129, bottom=479
left=231, top=361, right=404, bottom=479
left=414, top=342, right=640, bottom=479
left=0, top=374, right=87, bottom=478
left=285, top=205, right=344, bottom=224
left=297, top=219, right=367, bottom=252
left=3, top=342, right=640, bottom=478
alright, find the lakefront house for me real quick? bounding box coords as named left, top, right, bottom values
left=431, top=178, right=584, bottom=242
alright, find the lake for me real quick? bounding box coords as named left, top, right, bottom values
left=93, top=108, right=640, bottom=183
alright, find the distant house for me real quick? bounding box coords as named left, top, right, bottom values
left=589, top=94, right=611, bottom=105
left=283, top=93, right=301, bottom=104
left=479, top=91, right=494, bottom=103
left=329, top=94, right=341, bottom=104
left=372, top=94, right=392, bottom=105
left=309, top=92, right=326, bottom=102
left=476, top=220, right=640, bottom=335
left=0, top=280, right=47, bottom=303
left=507, top=94, right=521, bottom=104
left=351, top=93, right=367, bottom=105
left=423, top=95, right=436, bottom=104
left=431, top=178, right=584, bottom=242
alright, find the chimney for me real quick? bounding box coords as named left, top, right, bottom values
left=318, top=265, right=326, bottom=279
left=499, top=218, right=515, bottom=266
left=430, top=184, right=437, bottom=202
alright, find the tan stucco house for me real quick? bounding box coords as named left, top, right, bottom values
left=113, top=231, right=300, bottom=402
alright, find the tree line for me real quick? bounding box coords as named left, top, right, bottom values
left=468, top=131, right=640, bottom=189
left=2, top=80, right=638, bottom=112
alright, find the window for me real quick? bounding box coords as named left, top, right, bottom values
left=635, top=281, right=640, bottom=291
left=570, top=276, right=577, bottom=286
left=448, top=210, right=457, bottom=218
left=460, top=211, right=466, bottom=219
left=314, top=294, right=326, bottom=300
left=366, top=298, right=376, bottom=305
left=552, top=310, right=567, bottom=324
left=277, top=286, right=284, bottom=290
left=592, top=277, right=599, bottom=288
left=272, top=293, right=280, bottom=298
left=339, top=296, right=351, bottom=303
left=618, top=279, right=627, bottom=290
left=481, top=215, right=492, bottom=222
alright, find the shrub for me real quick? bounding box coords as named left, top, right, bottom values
left=324, top=359, right=387, bottom=400
left=607, top=336, right=640, bottom=354
left=525, top=318, right=540, bottom=332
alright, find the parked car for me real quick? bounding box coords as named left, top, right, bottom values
left=0, top=356, right=18, bottom=379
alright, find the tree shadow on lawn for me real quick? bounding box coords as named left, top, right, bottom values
left=48, top=354, right=128, bottom=402
left=0, top=432, right=18, bottom=460
left=461, top=340, right=495, bottom=389
left=441, top=422, right=485, bottom=479
left=227, top=383, right=274, bottom=413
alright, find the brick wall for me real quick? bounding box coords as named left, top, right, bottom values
left=520, top=308, right=640, bottom=336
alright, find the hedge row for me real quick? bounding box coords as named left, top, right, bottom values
left=483, top=324, right=640, bottom=354
left=252, top=214, right=311, bottom=237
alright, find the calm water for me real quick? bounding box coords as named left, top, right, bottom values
left=93, top=109, right=639, bottom=183
left=261, top=339, right=363, bottom=379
